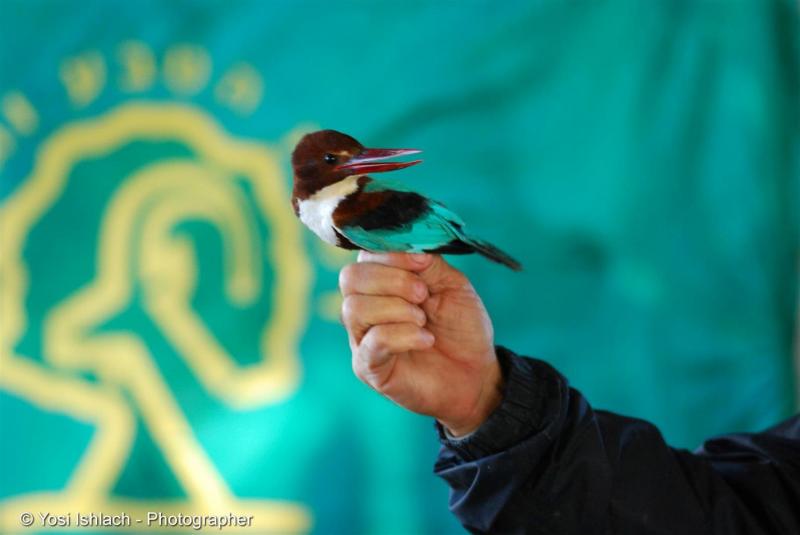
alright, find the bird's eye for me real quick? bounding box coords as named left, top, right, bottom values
left=324, top=153, right=337, bottom=164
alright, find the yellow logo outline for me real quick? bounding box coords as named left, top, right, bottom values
left=0, top=102, right=312, bottom=532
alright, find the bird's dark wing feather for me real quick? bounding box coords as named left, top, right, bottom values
left=335, top=179, right=522, bottom=269
left=345, top=189, right=431, bottom=231
left=335, top=182, right=466, bottom=253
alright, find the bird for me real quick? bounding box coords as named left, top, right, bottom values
left=290, top=129, right=521, bottom=271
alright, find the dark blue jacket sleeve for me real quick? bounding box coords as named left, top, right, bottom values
left=434, top=347, right=800, bottom=534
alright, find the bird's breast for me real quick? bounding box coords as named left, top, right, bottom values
left=297, top=175, right=361, bottom=246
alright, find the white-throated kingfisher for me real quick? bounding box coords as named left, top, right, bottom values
left=291, top=130, right=521, bottom=270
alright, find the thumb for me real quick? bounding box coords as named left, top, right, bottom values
left=355, top=251, right=470, bottom=293
left=418, top=255, right=471, bottom=293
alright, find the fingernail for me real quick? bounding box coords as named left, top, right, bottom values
left=415, top=307, right=427, bottom=326
left=414, top=282, right=428, bottom=301
left=411, top=254, right=430, bottom=266
left=421, top=329, right=435, bottom=345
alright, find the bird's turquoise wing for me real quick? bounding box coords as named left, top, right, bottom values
left=338, top=201, right=467, bottom=253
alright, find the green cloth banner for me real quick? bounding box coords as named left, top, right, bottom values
left=1, top=1, right=798, bottom=533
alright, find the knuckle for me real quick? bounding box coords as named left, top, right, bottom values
left=340, top=295, right=360, bottom=324
left=338, top=264, right=357, bottom=293
left=365, top=358, right=385, bottom=375
left=351, top=357, right=366, bottom=381
left=352, top=359, right=383, bottom=393
left=363, top=330, right=388, bottom=357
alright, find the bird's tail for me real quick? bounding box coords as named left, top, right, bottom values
left=467, top=238, right=522, bottom=271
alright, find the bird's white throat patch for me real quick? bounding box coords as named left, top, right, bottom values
left=297, top=175, right=361, bottom=245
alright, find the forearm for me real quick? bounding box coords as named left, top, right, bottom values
left=434, top=348, right=800, bottom=534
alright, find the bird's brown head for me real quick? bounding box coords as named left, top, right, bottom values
left=291, top=129, right=422, bottom=197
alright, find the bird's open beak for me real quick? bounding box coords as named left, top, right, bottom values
left=335, top=148, right=422, bottom=174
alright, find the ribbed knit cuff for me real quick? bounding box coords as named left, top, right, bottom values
left=435, top=346, right=560, bottom=460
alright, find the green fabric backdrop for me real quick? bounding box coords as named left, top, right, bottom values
left=1, top=1, right=798, bottom=533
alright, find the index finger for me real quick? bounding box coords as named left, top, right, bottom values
left=361, top=251, right=472, bottom=294
left=339, top=262, right=429, bottom=304
left=357, top=251, right=434, bottom=272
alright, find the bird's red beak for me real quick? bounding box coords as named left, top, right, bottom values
left=335, top=148, right=422, bottom=174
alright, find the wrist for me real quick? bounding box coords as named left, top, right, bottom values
left=436, top=347, right=561, bottom=461
left=440, top=355, right=504, bottom=437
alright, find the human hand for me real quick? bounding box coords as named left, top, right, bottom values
left=339, top=252, right=503, bottom=437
